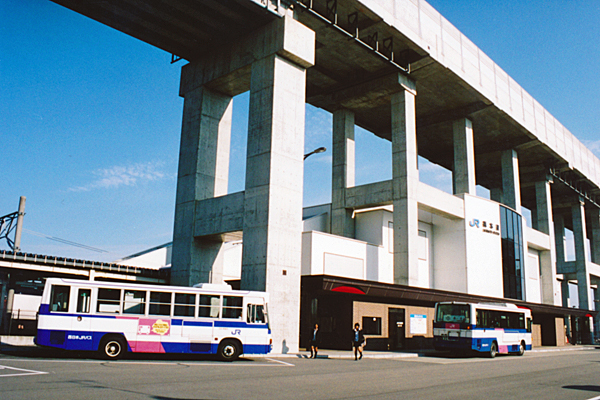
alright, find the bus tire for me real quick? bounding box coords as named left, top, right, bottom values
left=517, top=341, right=525, bottom=356
left=218, top=340, right=240, bottom=361
left=488, top=342, right=498, bottom=358
left=100, top=336, right=127, bottom=360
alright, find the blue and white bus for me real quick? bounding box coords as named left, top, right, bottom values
left=36, top=278, right=271, bottom=360
left=433, top=302, right=532, bottom=357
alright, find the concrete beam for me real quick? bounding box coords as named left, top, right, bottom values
left=308, top=72, right=416, bottom=111
left=180, top=16, right=315, bottom=97
left=346, top=181, right=392, bottom=209
left=194, top=192, right=245, bottom=238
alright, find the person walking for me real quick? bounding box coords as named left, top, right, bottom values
left=309, top=323, right=320, bottom=358
left=352, top=322, right=365, bottom=360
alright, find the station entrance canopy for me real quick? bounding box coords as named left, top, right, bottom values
left=302, top=275, right=593, bottom=319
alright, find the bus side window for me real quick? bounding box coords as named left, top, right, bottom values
left=124, top=290, right=147, bottom=315
left=247, top=304, right=265, bottom=324
left=97, top=288, right=121, bottom=313
left=76, top=289, right=91, bottom=313
left=527, top=317, right=532, bottom=333
left=199, top=295, right=220, bottom=318
left=223, top=296, right=243, bottom=319
left=174, top=293, right=195, bottom=317
left=149, top=292, right=171, bottom=316
left=50, top=285, right=70, bottom=312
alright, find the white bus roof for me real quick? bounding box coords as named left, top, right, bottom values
left=43, top=277, right=267, bottom=297
left=436, top=301, right=530, bottom=312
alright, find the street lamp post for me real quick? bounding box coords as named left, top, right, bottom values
left=303, top=146, right=326, bottom=160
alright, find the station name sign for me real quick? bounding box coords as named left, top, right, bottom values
left=469, top=218, right=500, bottom=236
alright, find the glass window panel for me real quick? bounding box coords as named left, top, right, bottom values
left=247, top=304, right=266, bottom=324
left=199, top=295, right=220, bottom=318
left=50, top=285, right=70, bottom=312
left=76, top=289, right=91, bottom=313
left=174, top=293, right=196, bottom=317
left=123, top=290, right=146, bottom=314
left=362, top=316, right=382, bottom=335
left=97, top=288, right=121, bottom=313
left=149, top=291, right=171, bottom=316
left=222, top=296, right=243, bottom=319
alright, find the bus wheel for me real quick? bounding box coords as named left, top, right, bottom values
left=517, top=341, right=525, bottom=356
left=100, top=336, right=126, bottom=360
left=488, top=342, right=498, bottom=358
left=218, top=340, right=240, bottom=361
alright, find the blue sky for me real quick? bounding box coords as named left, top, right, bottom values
left=1, top=0, right=599, bottom=263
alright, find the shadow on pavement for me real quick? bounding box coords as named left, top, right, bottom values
left=0, top=344, right=258, bottom=362
left=563, top=385, right=600, bottom=393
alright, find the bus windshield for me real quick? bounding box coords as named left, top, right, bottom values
left=437, top=304, right=470, bottom=324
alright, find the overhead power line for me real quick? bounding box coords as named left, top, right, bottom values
left=24, top=229, right=109, bottom=253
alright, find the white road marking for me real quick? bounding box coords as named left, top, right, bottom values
left=0, top=364, right=48, bottom=377
left=264, top=357, right=294, bottom=366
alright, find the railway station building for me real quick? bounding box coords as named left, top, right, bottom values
left=27, top=0, right=600, bottom=352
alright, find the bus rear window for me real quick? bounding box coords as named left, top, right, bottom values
left=436, top=304, right=470, bottom=323
left=50, top=285, right=70, bottom=312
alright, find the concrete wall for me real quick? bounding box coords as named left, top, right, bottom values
left=526, top=249, right=542, bottom=303
left=301, top=231, right=393, bottom=283
left=429, top=211, right=466, bottom=292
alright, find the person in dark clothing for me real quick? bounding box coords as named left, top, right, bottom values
left=309, top=323, right=320, bottom=358
left=352, top=323, right=365, bottom=360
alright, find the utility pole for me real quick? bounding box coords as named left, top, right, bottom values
left=14, top=196, right=25, bottom=253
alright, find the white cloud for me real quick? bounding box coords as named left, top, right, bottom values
left=69, top=162, right=168, bottom=192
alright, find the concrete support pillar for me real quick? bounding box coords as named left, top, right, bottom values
left=331, top=109, right=355, bottom=238
left=391, top=77, right=418, bottom=285
left=535, top=179, right=560, bottom=305
left=452, top=118, right=476, bottom=195
left=560, top=279, right=572, bottom=339
left=500, top=149, right=521, bottom=213
left=560, top=279, right=571, bottom=308
left=172, top=87, right=232, bottom=286
left=490, top=188, right=503, bottom=203
left=572, top=199, right=592, bottom=311
left=554, top=213, right=566, bottom=267
left=240, top=53, right=307, bottom=353
left=593, top=282, right=600, bottom=342
left=589, top=208, right=600, bottom=264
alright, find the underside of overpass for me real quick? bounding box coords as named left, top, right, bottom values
left=50, top=0, right=600, bottom=221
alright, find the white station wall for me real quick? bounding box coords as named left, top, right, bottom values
left=463, top=194, right=503, bottom=298
left=301, top=231, right=393, bottom=283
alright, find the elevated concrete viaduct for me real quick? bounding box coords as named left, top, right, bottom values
left=50, top=0, right=600, bottom=350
